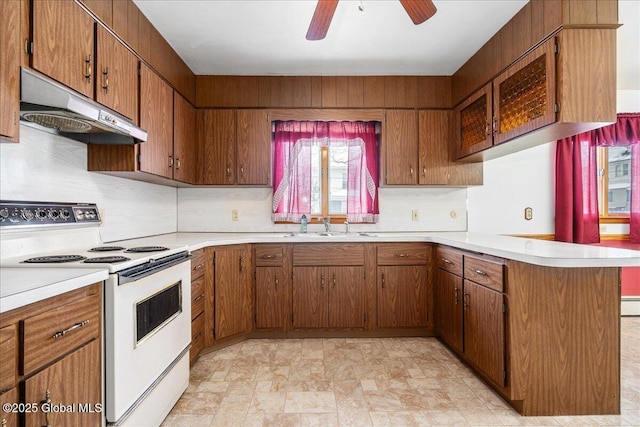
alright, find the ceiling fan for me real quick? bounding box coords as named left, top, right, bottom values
left=306, top=0, right=437, bottom=41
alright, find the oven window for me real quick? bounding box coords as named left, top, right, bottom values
left=135, top=281, right=182, bottom=345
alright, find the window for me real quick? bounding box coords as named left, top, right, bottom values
left=272, top=121, right=379, bottom=223
left=597, top=146, right=632, bottom=218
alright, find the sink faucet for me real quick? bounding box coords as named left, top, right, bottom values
left=320, top=217, right=331, bottom=232
left=344, top=220, right=349, bottom=234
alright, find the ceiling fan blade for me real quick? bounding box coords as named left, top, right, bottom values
left=398, top=0, right=437, bottom=25
left=306, top=0, right=339, bottom=41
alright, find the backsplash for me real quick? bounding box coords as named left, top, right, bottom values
left=0, top=125, right=177, bottom=242
left=178, top=186, right=468, bottom=233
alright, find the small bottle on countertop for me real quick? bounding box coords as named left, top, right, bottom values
left=300, top=215, right=308, bottom=233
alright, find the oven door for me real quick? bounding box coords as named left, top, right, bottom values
left=105, top=259, right=191, bottom=424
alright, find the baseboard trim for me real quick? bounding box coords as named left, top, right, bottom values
left=621, top=297, right=640, bottom=316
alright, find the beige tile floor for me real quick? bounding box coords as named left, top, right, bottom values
left=162, top=317, right=640, bottom=426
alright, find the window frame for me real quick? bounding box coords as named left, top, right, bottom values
left=597, top=146, right=631, bottom=223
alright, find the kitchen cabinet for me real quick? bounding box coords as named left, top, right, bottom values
left=456, top=83, right=493, bottom=159
left=383, top=109, right=418, bottom=185
left=213, top=244, right=253, bottom=340
left=376, top=243, right=431, bottom=328
left=292, top=244, right=365, bottom=330
left=0, top=387, right=18, bottom=427
left=78, top=0, right=112, bottom=27
left=255, top=244, right=290, bottom=331
left=418, top=110, right=482, bottom=186
left=0, top=0, right=20, bottom=142
left=190, top=248, right=206, bottom=364
left=0, top=283, right=102, bottom=427
left=139, top=63, right=174, bottom=179
left=199, top=109, right=271, bottom=185
left=173, top=92, right=198, bottom=184
left=32, top=0, right=95, bottom=98
left=434, top=246, right=464, bottom=353
left=95, top=25, right=138, bottom=122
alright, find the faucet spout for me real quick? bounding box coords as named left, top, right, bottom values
left=319, top=217, right=331, bottom=232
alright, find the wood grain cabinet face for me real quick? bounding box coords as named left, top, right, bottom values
left=32, top=0, right=95, bottom=98
left=0, top=0, right=20, bottom=142
left=0, top=387, right=18, bottom=427
left=377, top=265, right=429, bottom=328
left=383, top=110, right=418, bottom=185
left=199, top=109, right=236, bottom=185
left=455, top=83, right=493, bottom=159
left=214, top=245, right=253, bottom=340
left=434, top=268, right=463, bottom=353
left=236, top=109, right=271, bottom=185
left=256, top=266, right=287, bottom=330
left=173, top=92, right=198, bottom=184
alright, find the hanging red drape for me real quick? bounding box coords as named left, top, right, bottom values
left=555, top=113, right=640, bottom=243
left=272, top=121, right=379, bottom=223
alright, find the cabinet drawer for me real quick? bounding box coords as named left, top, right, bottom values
left=0, top=325, right=16, bottom=392
left=191, top=248, right=206, bottom=279
left=190, top=313, right=205, bottom=365
left=464, top=255, right=504, bottom=292
left=23, top=291, right=100, bottom=375
left=191, top=276, right=205, bottom=320
left=293, top=243, right=364, bottom=266
left=255, top=244, right=283, bottom=266
left=436, top=246, right=464, bottom=276
left=377, top=243, right=428, bottom=265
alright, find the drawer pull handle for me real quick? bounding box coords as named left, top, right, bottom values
left=84, top=54, right=92, bottom=83
left=275, top=274, right=279, bottom=290
left=239, top=257, right=245, bottom=272
left=333, top=273, right=336, bottom=288
left=454, top=287, right=459, bottom=305
left=194, top=294, right=204, bottom=302
left=52, top=320, right=89, bottom=339
left=102, top=66, right=109, bottom=93
left=395, top=253, right=411, bottom=258
left=441, top=258, right=453, bottom=264
left=381, top=273, right=385, bottom=289
left=463, top=292, right=470, bottom=311
left=194, top=263, right=204, bottom=270
left=473, top=269, right=488, bottom=276
left=261, top=255, right=277, bottom=259
left=321, top=274, right=325, bottom=289
left=40, top=389, right=51, bottom=427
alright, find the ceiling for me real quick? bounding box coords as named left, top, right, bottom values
left=133, top=0, right=639, bottom=90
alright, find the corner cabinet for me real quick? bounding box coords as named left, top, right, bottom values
left=0, top=283, right=102, bottom=427
left=456, top=29, right=616, bottom=161
left=0, top=0, right=20, bottom=142
left=199, top=109, right=271, bottom=185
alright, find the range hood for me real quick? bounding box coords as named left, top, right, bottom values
left=20, top=67, right=147, bottom=145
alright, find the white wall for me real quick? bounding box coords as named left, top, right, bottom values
left=0, top=125, right=177, bottom=242
left=178, top=186, right=469, bottom=233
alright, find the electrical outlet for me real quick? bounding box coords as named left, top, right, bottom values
left=232, top=209, right=239, bottom=221
left=524, top=207, right=533, bottom=221
left=412, top=209, right=419, bottom=221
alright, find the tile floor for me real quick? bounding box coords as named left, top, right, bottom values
left=162, top=317, right=640, bottom=426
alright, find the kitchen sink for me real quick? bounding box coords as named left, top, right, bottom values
left=282, top=232, right=378, bottom=238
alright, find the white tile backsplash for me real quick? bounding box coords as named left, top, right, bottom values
left=1, top=125, right=177, bottom=242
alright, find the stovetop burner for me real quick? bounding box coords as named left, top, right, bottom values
left=83, top=256, right=131, bottom=264
left=124, top=246, right=169, bottom=253
left=89, top=246, right=126, bottom=252
left=23, top=255, right=87, bottom=263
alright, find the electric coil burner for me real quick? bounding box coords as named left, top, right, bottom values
left=125, top=246, right=169, bottom=253
left=23, top=255, right=87, bottom=263
left=84, top=256, right=130, bottom=264
left=89, top=246, right=126, bottom=252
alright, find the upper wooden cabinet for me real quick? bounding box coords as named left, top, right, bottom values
left=32, top=0, right=95, bottom=98
left=418, top=110, right=482, bottom=186
left=96, top=25, right=138, bottom=122
left=0, top=0, right=20, bottom=142
left=199, top=109, right=271, bottom=186
left=383, top=109, right=418, bottom=185
left=173, top=92, right=198, bottom=184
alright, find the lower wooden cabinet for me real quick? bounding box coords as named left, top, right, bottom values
left=0, top=387, right=18, bottom=427
left=377, top=266, right=429, bottom=328
left=256, top=266, right=287, bottom=330
left=214, top=244, right=253, bottom=340
left=434, top=268, right=463, bottom=353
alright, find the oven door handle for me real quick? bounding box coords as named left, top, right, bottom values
left=118, top=252, right=194, bottom=285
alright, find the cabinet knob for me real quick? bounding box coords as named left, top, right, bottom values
left=226, top=164, right=231, bottom=177
left=275, top=274, right=279, bottom=290
left=240, top=166, right=245, bottom=176
left=409, top=164, right=414, bottom=176
left=473, top=269, right=488, bottom=276
left=441, top=258, right=453, bottom=265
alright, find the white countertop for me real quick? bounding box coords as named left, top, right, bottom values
left=0, top=267, right=109, bottom=313
left=113, top=231, right=640, bottom=268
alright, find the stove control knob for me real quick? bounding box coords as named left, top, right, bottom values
left=60, top=209, right=71, bottom=219
left=35, top=209, right=47, bottom=220
left=49, top=210, right=60, bottom=220
left=0, top=208, right=8, bottom=220
left=21, top=209, right=34, bottom=221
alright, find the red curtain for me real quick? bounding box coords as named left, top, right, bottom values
left=556, top=113, right=640, bottom=243
left=272, top=121, right=379, bottom=223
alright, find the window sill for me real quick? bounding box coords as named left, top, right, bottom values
left=599, top=216, right=630, bottom=224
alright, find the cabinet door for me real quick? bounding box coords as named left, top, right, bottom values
left=328, top=266, right=365, bottom=328
left=384, top=109, right=418, bottom=185
left=200, top=109, right=236, bottom=185
left=0, top=387, right=18, bottom=427
left=463, top=280, right=505, bottom=386
left=236, top=109, right=271, bottom=185
left=24, top=340, right=101, bottom=427
left=173, top=92, right=197, bottom=184
left=0, top=0, right=20, bottom=141
left=255, top=266, right=286, bottom=330
left=377, top=266, right=428, bottom=328
left=418, top=110, right=450, bottom=185
left=95, top=25, right=138, bottom=121
left=32, top=0, right=94, bottom=98
left=214, top=245, right=252, bottom=340
left=493, top=37, right=556, bottom=145
left=292, top=267, right=327, bottom=328
left=139, top=64, right=174, bottom=178
left=456, top=83, right=493, bottom=159
left=434, top=269, right=463, bottom=353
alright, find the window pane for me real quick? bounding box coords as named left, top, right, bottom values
left=607, top=146, right=631, bottom=214
left=310, top=146, right=321, bottom=214
left=328, top=146, right=348, bottom=214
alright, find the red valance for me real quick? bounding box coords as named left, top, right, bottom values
left=595, top=113, right=640, bottom=147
